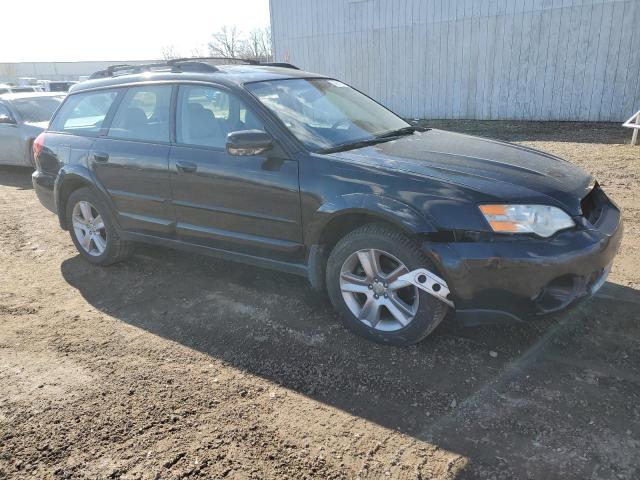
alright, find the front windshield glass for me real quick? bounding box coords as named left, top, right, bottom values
left=12, top=96, right=64, bottom=123
left=245, top=78, right=410, bottom=152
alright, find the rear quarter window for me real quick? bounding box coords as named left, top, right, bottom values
left=50, top=90, right=118, bottom=135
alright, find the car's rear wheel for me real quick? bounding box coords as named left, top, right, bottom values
left=66, top=187, right=134, bottom=265
left=326, top=223, right=448, bottom=346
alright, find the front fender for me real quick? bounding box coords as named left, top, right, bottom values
left=305, top=193, right=436, bottom=246
left=55, top=165, right=118, bottom=230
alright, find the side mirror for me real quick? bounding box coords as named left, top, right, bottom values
left=226, top=130, right=273, bottom=156
left=0, top=114, right=16, bottom=125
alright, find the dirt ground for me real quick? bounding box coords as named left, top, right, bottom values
left=0, top=121, right=639, bottom=480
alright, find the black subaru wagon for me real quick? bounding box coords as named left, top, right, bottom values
left=32, top=59, right=623, bottom=346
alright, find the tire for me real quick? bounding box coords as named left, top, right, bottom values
left=65, top=187, right=135, bottom=265
left=326, top=223, right=448, bottom=346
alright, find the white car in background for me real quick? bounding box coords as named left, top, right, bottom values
left=0, top=84, right=44, bottom=94
left=0, top=92, right=65, bottom=166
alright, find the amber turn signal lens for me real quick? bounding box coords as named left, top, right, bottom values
left=486, top=220, right=520, bottom=232
left=479, top=204, right=507, bottom=216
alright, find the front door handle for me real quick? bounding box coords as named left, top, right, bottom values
left=93, top=152, right=109, bottom=163
left=175, top=160, right=197, bottom=173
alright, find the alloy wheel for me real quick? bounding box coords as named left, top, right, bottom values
left=72, top=201, right=107, bottom=257
left=340, top=248, right=419, bottom=331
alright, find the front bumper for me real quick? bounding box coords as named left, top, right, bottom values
left=424, top=193, right=623, bottom=324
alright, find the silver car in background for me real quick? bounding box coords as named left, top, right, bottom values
left=0, top=92, right=65, bottom=166
left=0, top=84, right=44, bottom=94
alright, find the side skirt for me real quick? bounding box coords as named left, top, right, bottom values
left=123, top=231, right=310, bottom=279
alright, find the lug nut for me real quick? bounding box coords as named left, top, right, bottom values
left=374, top=294, right=379, bottom=299
left=384, top=294, right=388, bottom=298
left=368, top=284, right=373, bottom=289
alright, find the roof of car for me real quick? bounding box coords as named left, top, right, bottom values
left=0, top=91, right=66, bottom=101
left=70, top=64, right=324, bottom=93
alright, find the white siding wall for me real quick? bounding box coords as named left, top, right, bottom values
left=270, top=0, right=640, bottom=121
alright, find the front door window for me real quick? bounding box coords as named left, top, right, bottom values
left=177, top=85, right=265, bottom=149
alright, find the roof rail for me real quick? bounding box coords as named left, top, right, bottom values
left=260, top=62, right=300, bottom=70
left=88, top=60, right=219, bottom=79
left=168, top=56, right=259, bottom=65
left=168, top=59, right=220, bottom=73
left=162, top=57, right=299, bottom=70
left=87, top=57, right=299, bottom=80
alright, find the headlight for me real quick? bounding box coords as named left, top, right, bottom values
left=479, top=204, right=575, bottom=237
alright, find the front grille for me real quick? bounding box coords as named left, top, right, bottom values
left=580, top=183, right=604, bottom=225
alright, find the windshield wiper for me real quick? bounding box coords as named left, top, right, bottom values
left=319, top=126, right=425, bottom=154
left=376, top=126, right=417, bottom=138
left=319, top=136, right=397, bottom=154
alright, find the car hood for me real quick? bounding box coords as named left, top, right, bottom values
left=328, top=129, right=592, bottom=215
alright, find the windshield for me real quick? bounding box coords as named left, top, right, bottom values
left=12, top=96, right=64, bottom=123
left=245, top=78, right=410, bottom=152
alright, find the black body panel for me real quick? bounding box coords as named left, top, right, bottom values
left=169, top=144, right=303, bottom=262
left=91, top=138, right=174, bottom=236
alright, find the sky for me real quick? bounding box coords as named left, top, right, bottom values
left=0, top=0, right=271, bottom=62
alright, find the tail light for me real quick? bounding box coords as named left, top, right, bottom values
left=33, top=132, right=46, bottom=166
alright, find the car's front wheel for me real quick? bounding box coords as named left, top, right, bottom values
left=66, top=187, right=134, bottom=265
left=326, top=224, right=448, bottom=346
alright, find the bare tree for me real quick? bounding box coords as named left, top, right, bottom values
left=243, top=27, right=273, bottom=61
left=161, top=45, right=180, bottom=60
left=190, top=46, right=206, bottom=58
left=208, top=25, right=244, bottom=58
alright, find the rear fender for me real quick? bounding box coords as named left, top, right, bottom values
left=55, top=165, right=119, bottom=230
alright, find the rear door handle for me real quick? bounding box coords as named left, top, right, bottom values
left=175, top=160, right=197, bottom=173
left=93, top=152, right=109, bottom=163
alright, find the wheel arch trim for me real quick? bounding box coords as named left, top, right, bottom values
left=306, top=193, right=436, bottom=247
left=55, top=165, right=119, bottom=231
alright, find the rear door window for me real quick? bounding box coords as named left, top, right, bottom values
left=108, top=85, right=172, bottom=143
left=51, top=90, right=118, bottom=134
